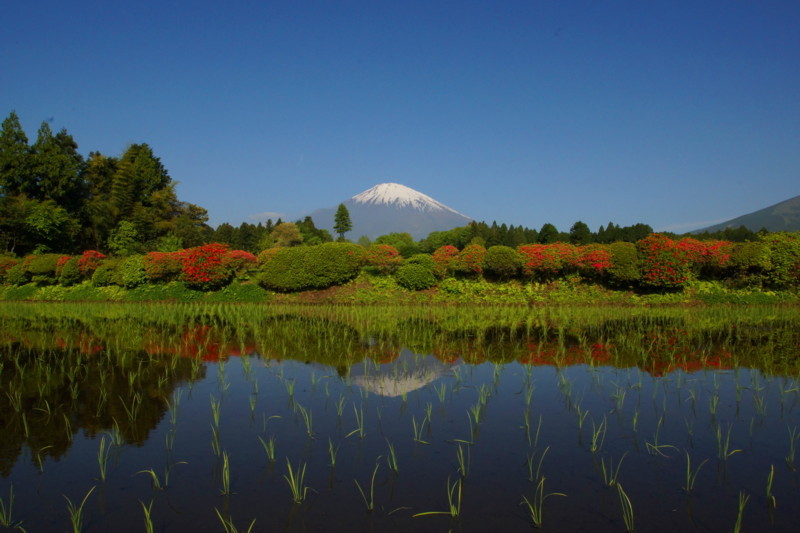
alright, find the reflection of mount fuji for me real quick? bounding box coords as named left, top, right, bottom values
left=350, top=349, right=457, bottom=397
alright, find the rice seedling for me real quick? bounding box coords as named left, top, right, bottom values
left=220, top=451, right=232, bottom=495
left=64, top=485, right=95, bottom=533
left=386, top=439, right=399, bottom=473
left=167, top=389, right=182, bottom=426
left=617, top=483, right=634, bottom=532
left=346, top=405, right=366, bottom=439
left=715, top=423, right=742, bottom=460
left=682, top=451, right=708, bottom=493
left=589, top=416, right=607, bottom=453
left=283, top=458, right=311, bottom=504
left=211, top=425, right=222, bottom=456
left=335, top=395, right=346, bottom=418
left=258, top=435, right=277, bottom=463
left=766, top=464, right=776, bottom=508
left=413, top=477, right=462, bottom=518
left=733, top=491, right=749, bottom=533
left=215, top=508, right=256, bottom=533
left=0, top=485, right=25, bottom=531
left=328, top=438, right=339, bottom=468
left=96, top=436, right=110, bottom=482
left=412, top=416, right=429, bottom=445
left=600, top=452, right=627, bottom=487
left=786, top=425, right=799, bottom=471
left=434, top=382, right=447, bottom=403
left=210, top=395, right=221, bottom=428
left=646, top=416, right=676, bottom=457
left=521, top=477, right=566, bottom=528
left=455, top=443, right=470, bottom=478
left=354, top=460, right=381, bottom=513
left=295, top=404, right=314, bottom=438
left=140, top=499, right=154, bottom=533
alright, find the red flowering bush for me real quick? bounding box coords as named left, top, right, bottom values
left=144, top=251, right=183, bottom=282
left=180, top=243, right=233, bottom=290
left=517, top=243, right=578, bottom=279
left=637, top=233, right=690, bottom=289
left=457, top=244, right=486, bottom=276
left=228, top=249, right=258, bottom=276
left=432, top=245, right=460, bottom=278
left=78, top=250, right=106, bottom=274
left=56, top=255, right=71, bottom=276
left=575, top=245, right=613, bottom=278
left=0, top=256, right=18, bottom=283
left=365, top=244, right=403, bottom=274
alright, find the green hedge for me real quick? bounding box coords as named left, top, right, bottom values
left=395, top=263, right=437, bottom=291
left=258, top=243, right=364, bottom=292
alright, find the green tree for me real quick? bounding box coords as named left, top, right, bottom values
left=0, top=111, right=32, bottom=197
left=538, top=223, right=559, bottom=244
left=333, top=203, right=352, bottom=241
left=271, top=222, right=304, bottom=247
left=107, top=220, right=142, bottom=256
left=569, top=221, right=592, bottom=245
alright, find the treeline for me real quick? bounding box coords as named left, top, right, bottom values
left=0, top=111, right=212, bottom=255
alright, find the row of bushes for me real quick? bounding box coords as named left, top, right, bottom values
left=1, top=233, right=798, bottom=294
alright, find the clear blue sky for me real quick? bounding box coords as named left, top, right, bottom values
left=3, top=1, right=798, bottom=233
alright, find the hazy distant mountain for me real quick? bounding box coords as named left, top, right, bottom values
left=311, top=183, right=473, bottom=240
left=693, top=195, right=800, bottom=233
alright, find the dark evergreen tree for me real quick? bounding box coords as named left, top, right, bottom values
left=333, top=203, right=352, bottom=241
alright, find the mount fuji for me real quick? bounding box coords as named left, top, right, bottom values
left=310, top=183, right=472, bottom=240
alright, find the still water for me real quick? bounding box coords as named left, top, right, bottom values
left=1, top=303, right=799, bottom=532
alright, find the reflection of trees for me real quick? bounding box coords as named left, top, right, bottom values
left=0, top=326, right=198, bottom=478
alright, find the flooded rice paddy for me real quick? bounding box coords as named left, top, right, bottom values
left=1, top=303, right=799, bottom=532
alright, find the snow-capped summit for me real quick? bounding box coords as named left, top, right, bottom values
left=310, top=182, right=473, bottom=239
left=351, top=183, right=466, bottom=216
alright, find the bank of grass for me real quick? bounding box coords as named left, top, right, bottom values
left=1, top=273, right=796, bottom=306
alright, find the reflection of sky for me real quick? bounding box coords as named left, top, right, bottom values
left=349, top=349, right=458, bottom=397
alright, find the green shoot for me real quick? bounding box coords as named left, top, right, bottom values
left=520, top=477, right=566, bottom=528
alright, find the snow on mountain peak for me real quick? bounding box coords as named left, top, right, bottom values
left=351, top=183, right=465, bottom=215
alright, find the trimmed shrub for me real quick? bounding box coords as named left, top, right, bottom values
left=517, top=243, right=577, bottom=280
left=0, top=256, right=19, bottom=283
left=258, top=242, right=364, bottom=292
left=5, top=263, right=29, bottom=286
left=144, top=251, right=182, bottom=283
left=206, top=281, right=270, bottom=302
left=59, top=257, right=82, bottom=286
left=758, top=232, right=800, bottom=290
left=92, top=258, right=121, bottom=286
left=575, top=244, right=613, bottom=279
left=457, top=244, right=486, bottom=276
left=180, top=243, right=234, bottom=290
left=607, top=242, right=640, bottom=285
left=483, top=246, right=521, bottom=279
left=405, top=253, right=436, bottom=270
left=432, top=245, right=460, bottom=278
left=365, top=244, right=403, bottom=274
left=78, top=250, right=106, bottom=275
left=395, top=263, right=437, bottom=291
left=637, top=234, right=690, bottom=289
left=228, top=250, right=258, bottom=277
left=25, top=253, right=63, bottom=284
left=119, top=255, right=147, bottom=289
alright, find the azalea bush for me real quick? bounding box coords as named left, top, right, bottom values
left=180, top=243, right=234, bottom=290
left=78, top=250, right=106, bottom=275
left=365, top=244, right=403, bottom=274
left=517, top=243, right=577, bottom=280
left=637, top=234, right=690, bottom=289
left=144, top=251, right=183, bottom=282
left=432, top=245, right=460, bottom=278
left=457, top=244, right=486, bottom=276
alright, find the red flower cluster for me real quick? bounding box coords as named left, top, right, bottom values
left=179, top=243, right=233, bottom=290
left=144, top=251, right=183, bottom=282
left=228, top=249, right=258, bottom=273
left=78, top=250, right=106, bottom=273
left=365, top=244, right=402, bottom=274
left=517, top=243, right=578, bottom=277
left=432, top=245, right=460, bottom=277
left=56, top=255, right=71, bottom=275
left=637, top=233, right=690, bottom=288
left=458, top=244, right=486, bottom=275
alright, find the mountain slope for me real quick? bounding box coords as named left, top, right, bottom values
left=694, top=195, right=800, bottom=233
left=311, top=183, right=472, bottom=240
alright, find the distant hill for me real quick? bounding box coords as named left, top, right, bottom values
left=311, top=183, right=473, bottom=240
left=694, top=195, right=800, bottom=233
